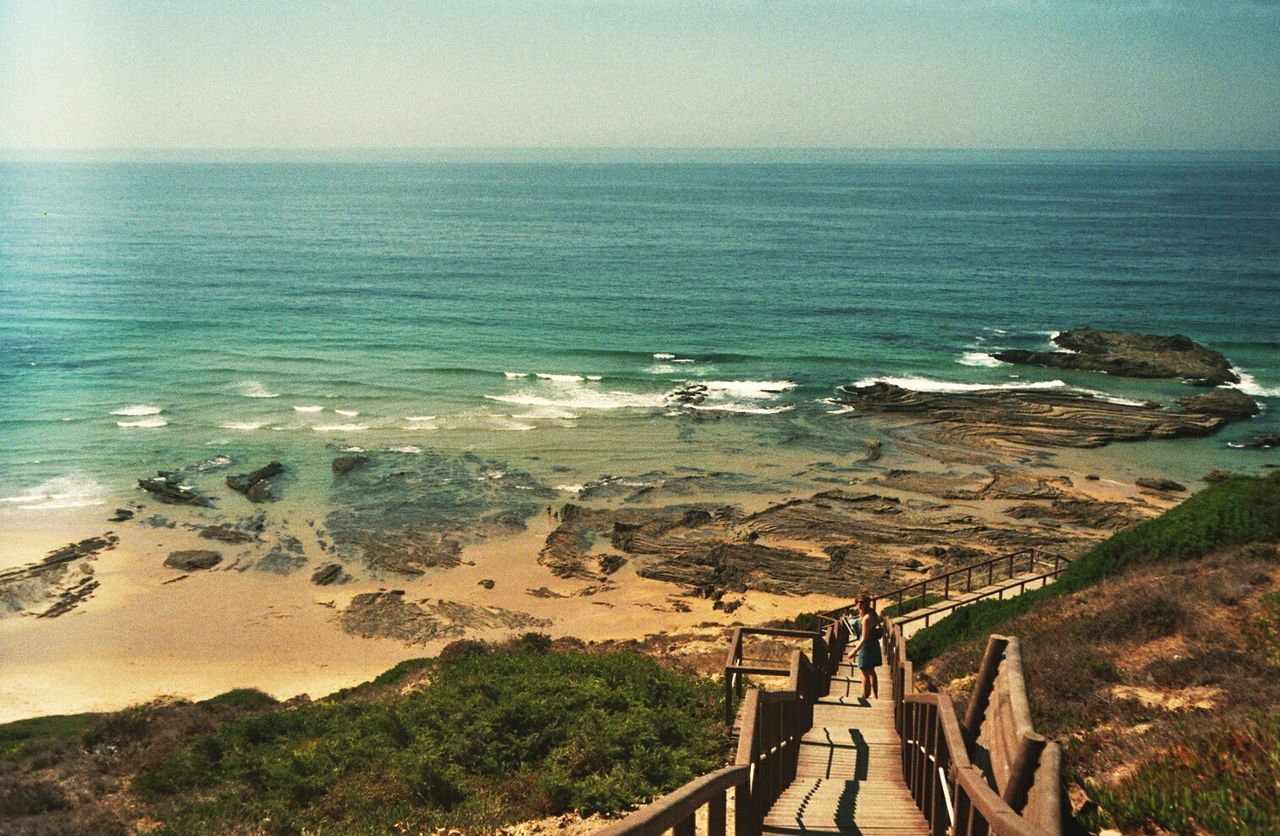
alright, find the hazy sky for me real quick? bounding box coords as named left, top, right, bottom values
left=1, top=0, right=1277, bottom=150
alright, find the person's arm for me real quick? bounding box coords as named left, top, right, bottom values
left=852, top=613, right=870, bottom=654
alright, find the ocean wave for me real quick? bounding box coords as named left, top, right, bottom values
left=586, top=375, right=603, bottom=381
left=405, top=415, right=436, bottom=422
left=819, top=397, right=857, bottom=414
left=293, top=405, right=323, bottom=413
left=958, top=352, right=1006, bottom=368
left=220, top=421, right=264, bottom=431
left=386, top=445, right=422, bottom=454
left=111, top=404, right=162, bottom=416
left=334, top=409, right=361, bottom=417
left=535, top=373, right=584, bottom=384
left=701, top=380, right=798, bottom=398
left=314, top=423, right=368, bottom=432
left=0, top=476, right=109, bottom=510
left=504, top=371, right=529, bottom=379
left=1072, top=388, right=1150, bottom=407
left=117, top=416, right=168, bottom=428
left=487, top=388, right=668, bottom=411
left=1228, top=369, right=1280, bottom=398
left=653, top=353, right=676, bottom=360
left=555, top=484, right=585, bottom=493
left=850, top=376, right=1067, bottom=393
left=672, top=358, right=695, bottom=364
left=690, top=402, right=797, bottom=415
left=239, top=380, right=280, bottom=399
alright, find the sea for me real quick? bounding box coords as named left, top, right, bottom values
left=1, top=149, right=1278, bottom=519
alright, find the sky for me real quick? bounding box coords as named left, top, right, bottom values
left=0, top=0, right=1277, bottom=151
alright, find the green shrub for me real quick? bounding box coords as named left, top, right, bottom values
left=910, top=473, right=1280, bottom=665
left=0, top=712, right=100, bottom=760
left=1086, top=712, right=1280, bottom=834
left=201, top=689, right=279, bottom=711
left=882, top=592, right=946, bottom=618
left=136, top=648, right=726, bottom=832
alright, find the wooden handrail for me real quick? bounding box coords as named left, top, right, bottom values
left=889, top=620, right=1065, bottom=835
left=593, top=764, right=752, bottom=836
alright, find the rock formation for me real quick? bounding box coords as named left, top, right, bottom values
left=993, top=328, right=1238, bottom=386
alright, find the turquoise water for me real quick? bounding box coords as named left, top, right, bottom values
left=1, top=151, right=1277, bottom=512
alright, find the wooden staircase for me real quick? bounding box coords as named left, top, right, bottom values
left=762, top=657, right=927, bottom=835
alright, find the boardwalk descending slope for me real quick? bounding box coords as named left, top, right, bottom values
left=763, top=656, right=928, bottom=835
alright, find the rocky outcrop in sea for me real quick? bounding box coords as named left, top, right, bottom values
left=992, top=328, right=1238, bottom=386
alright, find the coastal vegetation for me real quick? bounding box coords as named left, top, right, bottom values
left=915, top=471, right=1280, bottom=834
left=0, top=637, right=726, bottom=834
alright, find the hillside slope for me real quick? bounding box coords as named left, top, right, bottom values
left=915, top=472, right=1280, bottom=834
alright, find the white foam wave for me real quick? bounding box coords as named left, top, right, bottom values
left=690, top=402, right=796, bottom=415
left=535, top=373, right=584, bottom=384
left=1229, top=369, right=1280, bottom=398
left=851, top=376, right=1067, bottom=393
left=220, top=421, right=264, bottom=431
left=239, top=380, right=280, bottom=399
left=958, top=352, right=1006, bottom=368
left=1073, top=388, right=1150, bottom=407
left=117, top=416, right=168, bottom=428
left=335, top=409, right=360, bottom=417
left=314, top=423, right=368, bottom=432
left=555, top=484, right=585, bottom=493
left=701, top=380, right=797, bottom=399
left=504, top=371, right=529, bottom=379
left=648, top=364, right=677, bottom=374
left=111, top=404, right=162, bottom=416
left=340, top=446, right=365, bottom=453
left=586, top=375, right=603, bottom=381
left=405, top=415, right=436, bottom=422
left=487, top=389, right=668, bottom=411
left=653, top=353, right=676, bottom=360
left=0, top=476, right=108, bottom=510
left=819, top=397, right=857, bottom=415
left=293, top=405, right=323, bottom=413
left=494, top=419, right=536, bottom=431
left=672, top=358, right=695, bottom=364
left=387, top=445, right=422, bottom=454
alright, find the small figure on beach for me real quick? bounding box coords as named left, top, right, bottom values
left=851, top=591, right=883, bottom=701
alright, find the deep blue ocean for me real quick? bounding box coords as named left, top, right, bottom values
left=1, top=151, right=1277, bottom=513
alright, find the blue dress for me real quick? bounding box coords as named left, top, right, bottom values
left=856, top=617, right=883, bottom=670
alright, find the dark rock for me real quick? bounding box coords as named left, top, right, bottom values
left=1136, top=477, right=1186, bottom=493
left=311, top=563, right=348, bottom=586
left=1085, top=474, right=1100, bottom=481
left=478, top=578, right=495, bottom=589
left=164, top=550, right=222, bottom=571
left=108, top=508, right=134, bottom=522
left=1240, top=432, right=1280, bottom=449
left=227, top=461, right=284, bottom=499
left=993, top=328, right=1238, bottom=386
left=257, top=549, right=305, bottom=575
left=246, top=479, right=273, bottom=503
left=1204, top=469, right=1236, bottom=484
left=599, top=554, right=626, bottom=575
left=833, top=382, right=1239, bottom=450
left=902, top=558, right=924, bottom=570
left=1177, top=388, right=1259, bottom=419
left=199, top=525, right=256, bottom=544
left=138, top=472, right=213, bottom=506
left=332, top=455, right=371, bottom=476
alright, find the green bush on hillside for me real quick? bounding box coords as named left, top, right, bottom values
left=136, top=648, right=726, bottom=833
left=910, top=472, right=1280, bottom=664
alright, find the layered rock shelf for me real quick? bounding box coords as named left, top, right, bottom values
left=992, top=327, right=1239, bottom=386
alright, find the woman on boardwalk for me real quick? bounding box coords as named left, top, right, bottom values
left=852, top=592, right=883, bottom=701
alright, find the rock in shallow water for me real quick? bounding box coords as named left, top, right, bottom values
left=164, top=550, right=222, bottom=571
left=227, top=461, right=284, bottom=501
left=332, top=455, right=370, bottom=476
left=993, top=327, right=1239, bottom=386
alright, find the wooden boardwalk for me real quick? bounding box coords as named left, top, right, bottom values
left=762, top=657, right=929, bottom=835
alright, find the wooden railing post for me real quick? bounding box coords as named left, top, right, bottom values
left=964, top=635, right=1009, bottom=740
left=1002, top=732, right=1048, bottom=812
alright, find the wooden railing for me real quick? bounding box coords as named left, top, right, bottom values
left=604, top=548, right=1067, bottom=836
left=601, top=621, right=852, bottom=836
left=888, top=619, right=1065, bottom=835
left=821, top=549, right=1071, bottom=632
left=721, top=621, right=845, bottom=725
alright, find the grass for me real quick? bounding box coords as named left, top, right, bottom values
left=135, top=644, right=727, bottom=833
left=0, top=713, right=100, bottom=760
left=1084, top=712, right=1280, bottom=835
left=909, top=472, right=1280, bottom=665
